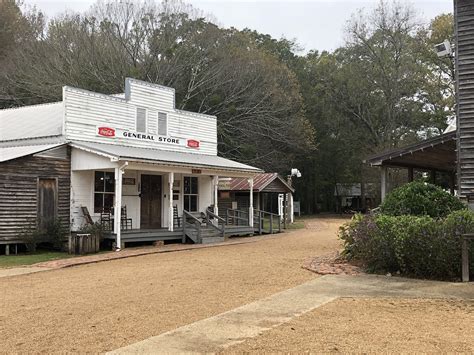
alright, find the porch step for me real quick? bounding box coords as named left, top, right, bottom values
left=201, top=236, right=225, bottom=244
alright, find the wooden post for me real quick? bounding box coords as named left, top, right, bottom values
left=114, top=165, right=124, bottom=250
left=248, top=178, right=254, bottom=227
left=462, top=236, right=470, bottom=282
left=5, top=244, right=9, bottom=256
left=213, top=176, right=219, bottom=217
left=270, top=214, right=273, bottom=234
left=168, top=172, right=174, bottom=232
left=381, top=166, right=388, bottom=202
left=283, top=193, right=287, bottom=229
left=259, top=211, right=263, bottom=235
left=449, top=173, right=456, bottom=195
left=408, top=167, right=414, bottom=182
left=289, top=193, right=294, bottom=224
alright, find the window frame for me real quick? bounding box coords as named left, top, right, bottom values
left=183, top=176, right=199, bottom=212
left=136, top=107, right=147, bottom=133
left=94, top=171, right=115, bottom=213
left=158, top=111, right=168, bottom=136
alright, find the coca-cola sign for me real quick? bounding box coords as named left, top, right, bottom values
left=187, top=139, right=200, bottom=149
left=97, top=127, right=115, bottom=137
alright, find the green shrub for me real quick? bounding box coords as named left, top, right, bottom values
left=339, top=210, right=474, bottom=280
left=380, top=180, right=466, bottom=218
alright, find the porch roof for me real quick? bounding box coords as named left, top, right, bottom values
left=364, top=131, right=457, bottom=173
left=70, top=140, right=263, bottom=174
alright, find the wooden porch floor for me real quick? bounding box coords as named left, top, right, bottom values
left=105, top=225, right=258, bottom=243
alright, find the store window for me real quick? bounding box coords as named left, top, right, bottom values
left=94, top=171, right=115, bottom=213
left=184, top=176, right=198, bottom=212
left=158, top=112, right=167, bottom=135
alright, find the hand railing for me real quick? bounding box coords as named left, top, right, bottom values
left=253, top=209, right=282, bottom=234
left=205, top=208, right=225, bottom=237
left=225, top=208, right=249, bottom=226
left=183, top=210, right=202, bottom=243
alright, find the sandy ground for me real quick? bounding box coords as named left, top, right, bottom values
left=222, top=297, right=474, bottom=353
left=0, top=217, right=343, bottom=353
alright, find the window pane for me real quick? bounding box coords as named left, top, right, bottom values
left=190, top=196, right=198, bottom=212
left=103, top=194, right=114, bottom=212
left=136, top=107, right=147, bottom=132
left=158, top=112, right=167, bottom=136
left=94, top=171, right=105, bottom=192
left=191, top=177, right=198, bottom=194
left=184, top=177, right=191, bottom=194
left=105, top=172, right=115, bottom=192
left=184, top=195, right=190, bottom=211
left=94, top=193, right=103, bottom=213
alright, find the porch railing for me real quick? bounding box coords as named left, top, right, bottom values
left=205, top=208, right=226, bottom=238
left=225, top=208, right=249, bottom=226
left=183, top=210, right=202, bottom=243
left=253, top=209, right=282, bottom=235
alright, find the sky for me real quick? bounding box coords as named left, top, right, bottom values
left=28, top=0, right=453, bottom=53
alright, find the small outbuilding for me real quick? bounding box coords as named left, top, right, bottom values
left=218, top=173, right=295, bottom=225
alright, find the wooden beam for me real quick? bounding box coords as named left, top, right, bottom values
left=381, top=166, right=388, bottom=202
left=408, top=167, right=414, bottom=182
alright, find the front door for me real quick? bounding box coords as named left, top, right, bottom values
left=37, top=178, right=58, bottom=231
left=140, top=174, right=162, bottom=229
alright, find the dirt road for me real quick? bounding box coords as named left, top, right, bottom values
left=1, top=217, right=344, bottom=353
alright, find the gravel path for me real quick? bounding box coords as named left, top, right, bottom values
left=1, top=217, right=343, bottom=353
left=222, top=297, right=474, bottom=353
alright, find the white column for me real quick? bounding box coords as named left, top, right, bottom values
left=381, top=166, right=388, bottom=202
left=289, top=193, right=294, bottom=223
left=248, top=178, right=254, bottom=227
left=213, top=176, right=219, bottom=216
left=114, top=166, right=123, bottom=250
left=168, top=172, right=174, bottom=232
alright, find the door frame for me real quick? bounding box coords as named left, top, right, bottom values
left=36, top=177, right=59, bottom=228
left=139, top=172, right=164, bottom=229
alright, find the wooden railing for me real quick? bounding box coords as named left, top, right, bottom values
left=183, top=210, right=202, bottom=243
left=205, top=208, right=226, bottom=238
left=253, top=209, right=282, bottom=235
left=225, top=208, right=249, bottom=226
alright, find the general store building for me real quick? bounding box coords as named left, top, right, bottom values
left=0, top=78, right=263, bottom=250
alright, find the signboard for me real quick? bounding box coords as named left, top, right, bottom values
left=96, top=126, right=200, bottom=149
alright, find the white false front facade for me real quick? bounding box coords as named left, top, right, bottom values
left=64, top=78, right=260, bottom=246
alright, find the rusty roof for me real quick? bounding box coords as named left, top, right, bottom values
left=219, top=173, right=294, bottom=193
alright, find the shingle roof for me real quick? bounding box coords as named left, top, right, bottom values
left=218, top=173, right=294, bottom=193
left=0, top=143, right=65, bottom=162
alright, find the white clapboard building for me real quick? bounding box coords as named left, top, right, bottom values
left=0, top=78, right=262, bottom=250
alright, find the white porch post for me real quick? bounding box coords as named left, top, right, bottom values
left=114, top=166, right=123, bottom=250
left=381, top=166, right=388, bottom=202
left=168, top=172, right=174, bottom=232
left=289, top=193, right=294, bottom=223
left=213, top=175, right=219, bottom=216
left=248, top=178, right=254, bottom=227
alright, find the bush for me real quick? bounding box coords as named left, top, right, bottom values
left=339, top=210, right=474, bottom=280
left=380, top=180, right=466, bottom=218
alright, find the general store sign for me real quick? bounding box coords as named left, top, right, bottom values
left=97, top=126, right=200, bottom=149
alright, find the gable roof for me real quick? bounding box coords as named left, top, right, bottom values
left=0, top=143, right=66, bottom=162
left=218, top=173, right=294, bottom=193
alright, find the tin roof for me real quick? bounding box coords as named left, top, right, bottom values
left=0, top=102, right=63, bottom=142
left=218, top=173, right=294, bottom=193
left=0, top=143, right=65, bottom=162
left=70, top=141, right=262, bottom=174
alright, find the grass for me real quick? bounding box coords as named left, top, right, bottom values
left=0, top=250, right=73, bottom=268
left=286, top=220, right=306, bottom=230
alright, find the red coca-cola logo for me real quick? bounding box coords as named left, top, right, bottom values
left=98, top=127, right=115, bottom=137
left=187, top=139, right=200, bottom=148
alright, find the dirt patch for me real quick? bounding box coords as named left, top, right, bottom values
left=0, top=217, right=344, bottom=353
left=222, top=297, right=474, bottom=353
left=302, top=251, right=364, bottom=275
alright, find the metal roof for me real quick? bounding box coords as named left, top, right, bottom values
left=0, top=102, right=63, bottom=142
left=364, top=131, right=457, bottom=172
left=218, top=173, right=294, bottom=193
left=70, top=141, right=263, bottom=174
left=0, top=143, right=65, bottom=162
